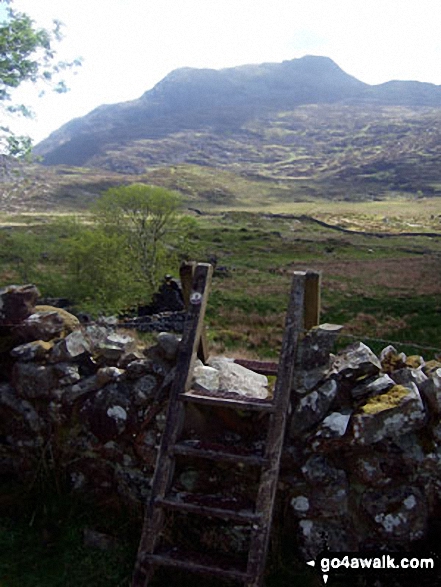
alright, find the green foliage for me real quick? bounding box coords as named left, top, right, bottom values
left=61, top=225, right=148, bottom=315
left=0, top=189, right=200, bottom=315
left=29, top=215, right=167, bottom=315
left=7, top=229, right=43, bottom=282
left=0, top=1, right=82, bottom=156
left=93, top=183, right=198, bottom=292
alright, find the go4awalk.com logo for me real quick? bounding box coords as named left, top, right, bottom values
left=306, top=551, right=439, bottom=584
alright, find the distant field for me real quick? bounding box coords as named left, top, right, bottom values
left=193, top=209, right=441, bottom=359
left=213, top=195, right=441, bottom=217
left=1, top=203, right=441, bottom=360
left=2, top=195, right=441, bottom=228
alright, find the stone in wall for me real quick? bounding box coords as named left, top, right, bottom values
left=350, top=383, right=426, bottom=445
left=328, top=341, right=382, bottom=381
left=289, top=379, right=338, bottom=437
left=0, top=284, right=40, bottom=325
left=361, top=486, right=427, bottom=543
left=192, top=356, right=270, bottom=400
left=120, top=311, right=186, bottom=333
left=292, top=323, right=343, bottom=393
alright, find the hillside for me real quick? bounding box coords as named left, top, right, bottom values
left=10, top=56, right=441, bottom=210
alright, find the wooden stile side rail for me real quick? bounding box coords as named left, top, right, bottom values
left=132, top=263, right=213, bottom=587
left=244, top=271, right=306, bottom=586
left=180, top=261, right=209, bottom=363
left=132, top=267, right=309, bottom=587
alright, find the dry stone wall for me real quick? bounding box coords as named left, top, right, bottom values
left=285, top=328, right=441, bottom=559
left=2, top=285, right=441, bottom=561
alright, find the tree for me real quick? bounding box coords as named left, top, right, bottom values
left=61, top=225, right=143, bottom=315
left=92, top=184, right=198, bottom=294
left=0, top=0, right=81, bottom=156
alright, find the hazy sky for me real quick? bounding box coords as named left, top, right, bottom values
left=4, top=0, right=441, bottom=144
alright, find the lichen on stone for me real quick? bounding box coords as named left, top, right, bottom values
left=360, top=384, right=409, bottom=415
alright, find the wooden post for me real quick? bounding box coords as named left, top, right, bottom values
left=179, top=261, right=210, bottom=363
left=179, top=261, right=196, bottom=307
left=304, top=270, right=321, bottom=332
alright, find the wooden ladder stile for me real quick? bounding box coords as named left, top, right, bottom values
left=132, top=267, right=308, bottom=587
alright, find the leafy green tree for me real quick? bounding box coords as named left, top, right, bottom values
left=92, top=184, right=198, bottom=293
left=0, top=0, right=81, bottom=156
left=7, top=228, right=42, bottom=282
left=0, top=188, right=198, bottom=315
left=61, top=225, right=144, bottom=315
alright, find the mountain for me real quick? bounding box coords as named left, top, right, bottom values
left=35, top=56, right=365, bottom=166
left=31, top=56, right=441, bottom=206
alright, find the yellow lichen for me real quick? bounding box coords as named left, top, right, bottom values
left=423, top=360, right=441, bottom=375
left=34, top=305, right=80, bottom=336
left=360, top=385, right=409, bottom=415
left=406, top=355, right=423, bottom=369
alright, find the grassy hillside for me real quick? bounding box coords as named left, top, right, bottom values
left=3, top=102, right=441, bottom=214
left=88, top=104, right=441, bottom=198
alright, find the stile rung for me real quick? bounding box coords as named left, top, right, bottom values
left=156, top=494, right=261, bottom=523
left=143, top=547, right=249, bottom=581
left=181, top=389, right=276, bottom=412
left=173, top=442, right=269, bottom=466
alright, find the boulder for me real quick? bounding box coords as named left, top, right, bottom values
left=96, top=332, right=136, bottom=362
left=350, top=383, right=426, bottom=445
left=380, top=345, right=407, bottom=373
left=329, top=342, right=381, bottom=381
left=80, top=383, right=136, bottom=442
left=50, top=330, right=91, bottom=361
left=156, top=332, right=181, bottom=361
left=10, top=340, right=54, bottom=361
left=351, top=451, right=412, bottom=488
left=12, top=362, right=58, bottom=399
left=13, top=311, right=64, bottom=342
left=53, top=362, right=81, bottom=386
left=206, top=356, right=269, bottom=399
left=0, top=382, right=44, bottom=433
left=361, top=486, right=427, bottom=542
left=391, top=367, right=428, bottom=389
left=296, top=323, right=343, bottom=371
left=34, top=305, right=80, bottom=334
left=350, top=373, right=395, bottom=400
left=193, top=364, right=220, bottom=392
left=420, top=368, right=441, bottom=415
left=311, top=410, right=352, bottom=451
left=301, top=454, right=344, bottom=486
